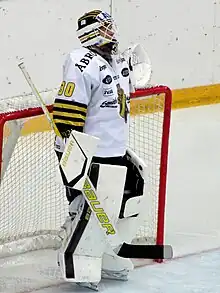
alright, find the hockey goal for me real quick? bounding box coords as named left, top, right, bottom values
left=0, top=85, right=172, bottom=292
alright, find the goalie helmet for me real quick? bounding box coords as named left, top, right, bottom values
left=76, top=10, right=118, bottom=54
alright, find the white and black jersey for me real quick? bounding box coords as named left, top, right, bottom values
left=53, top=47, right=134, bottom=157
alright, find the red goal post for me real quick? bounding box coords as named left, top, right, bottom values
left=130, top=86, right=172, bottom=250
left=0, top=85, right=172, bottom=262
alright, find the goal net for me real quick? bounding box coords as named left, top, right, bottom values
left=0, top=85, right=172, bottom=292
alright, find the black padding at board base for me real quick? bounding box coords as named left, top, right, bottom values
left=117, top=243, right=173, bottom=260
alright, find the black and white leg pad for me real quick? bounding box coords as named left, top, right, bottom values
left=116, top=148, right=149, bottom=244
left=58, top=162, right=127, bottom=283
left=119, top=148, right=148, bottom=218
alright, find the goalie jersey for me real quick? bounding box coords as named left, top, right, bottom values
left=53, top=47, right=134, bottom=157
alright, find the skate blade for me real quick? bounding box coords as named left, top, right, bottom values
left=101, top=269, right=128, bottom=281
left=76, top=282, right=99, bottom=291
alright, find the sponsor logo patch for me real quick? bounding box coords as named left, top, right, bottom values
left=103, top=88, right=114, bottom=97
left=99, top=65, right=107, bottom=71
left=100, top=98, right=118, bottom=108
left=121, top=67, right=129, bottom=77
left=102, top=75, right=112, bottom=84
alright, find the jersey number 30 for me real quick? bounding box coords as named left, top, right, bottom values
left=58, top=81, right=75, bottom=97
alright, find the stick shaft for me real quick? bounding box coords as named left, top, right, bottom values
left=18, top=62, right=60, bottom=137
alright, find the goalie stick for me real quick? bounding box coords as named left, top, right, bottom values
left=117, top=243, right=172, bottom=259
left=18, top=61, right=173, bottom=260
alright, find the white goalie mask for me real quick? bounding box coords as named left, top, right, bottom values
left=76, top=10, right=118, bottom=52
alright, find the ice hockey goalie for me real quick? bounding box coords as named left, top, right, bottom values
left=52, top=9, right=150, bottom=291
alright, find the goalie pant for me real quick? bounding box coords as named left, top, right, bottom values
left=56, top=150, right=146, bottom=283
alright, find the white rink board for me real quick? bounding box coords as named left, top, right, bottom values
left=1, top=0, right=220, bottom=99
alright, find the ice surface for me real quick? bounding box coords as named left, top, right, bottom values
left=32, top=250, right=220, bottom=293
